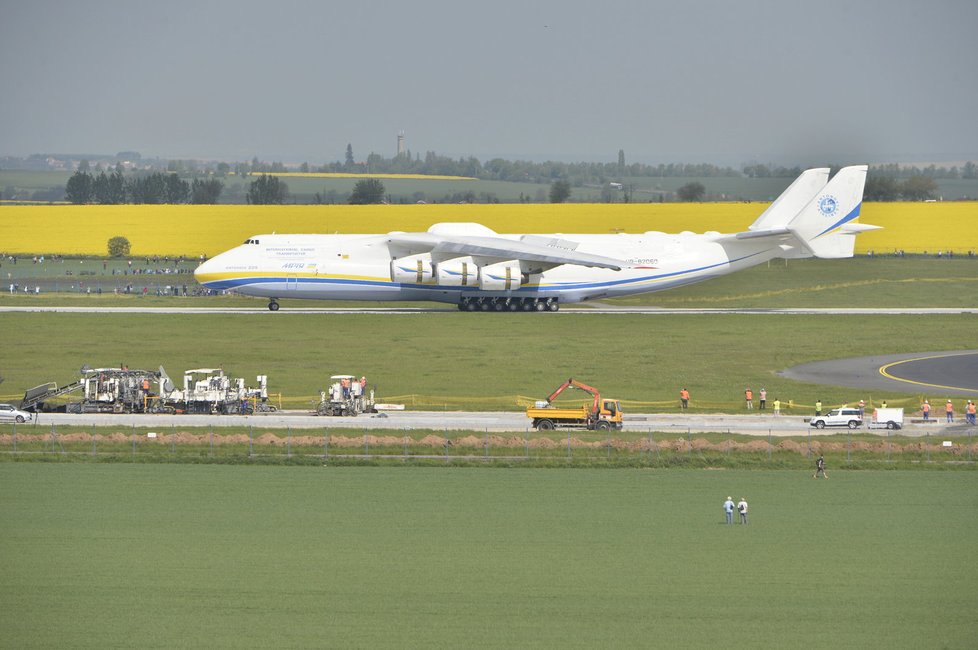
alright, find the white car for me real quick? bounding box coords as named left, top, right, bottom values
left=810, top=407, right=863, bottom=429
left=0, top=403, right=33, bottom=423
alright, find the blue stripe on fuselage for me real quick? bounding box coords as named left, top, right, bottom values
left=201, top=250, right=764, bottom=294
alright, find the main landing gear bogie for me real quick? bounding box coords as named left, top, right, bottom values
left=457, top=297, right=559, bottom=313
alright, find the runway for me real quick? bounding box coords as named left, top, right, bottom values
left=3, top=306, right=978, bottom=315
left=21, top=410, right=972, bottom=437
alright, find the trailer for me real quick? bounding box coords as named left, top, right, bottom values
left=526, top=378, right=623, bottom=431
left=316, top=375, right=376, bottom=416
left=867, top=407, right=904, bottom=430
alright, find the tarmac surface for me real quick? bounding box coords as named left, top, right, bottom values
left=22, top=410, right=976, bottom=438
left=782, top=349, right=978, bottom=396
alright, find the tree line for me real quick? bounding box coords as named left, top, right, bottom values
left=65, top=170, right=224, bottom=204
left=64, top=171, right=298, bottom=205
left=863, top=175, right=940, bottom=201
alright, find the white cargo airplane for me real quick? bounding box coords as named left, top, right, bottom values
left=195, top=165, right=877, bottom=311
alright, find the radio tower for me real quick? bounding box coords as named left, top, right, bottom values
left=396, top=131, right=406, bottom=158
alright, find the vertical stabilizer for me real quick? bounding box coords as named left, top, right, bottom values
left=787, top=165, right=869, bottom=258
left=749, top=167, right=829, bottom=231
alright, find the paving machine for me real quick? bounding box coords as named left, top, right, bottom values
left=316, top=374, right=376, bottom=416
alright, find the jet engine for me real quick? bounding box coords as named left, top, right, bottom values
left=479, top=261, right=523, bottom=291
left=390, top=254, right=434, bottom=284
left=435, top=256, right=479, bottom=286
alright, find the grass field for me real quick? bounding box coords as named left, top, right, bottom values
left=0, top=464, right=974, bottom=648
left=2, top=201, right=976, bottom=257
left=0, top=311, right=975, bottom=410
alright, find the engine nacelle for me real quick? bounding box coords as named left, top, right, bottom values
left=390, top=254, right=434, bottom=284
left=479, top=260, right=523, bottom=291
left=435, top=256, right=479, bottom=287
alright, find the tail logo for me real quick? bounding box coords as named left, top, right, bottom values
left=818, top=195, right=839, bottom=217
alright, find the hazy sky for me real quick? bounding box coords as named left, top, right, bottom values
left=2, top=0, right=976, bottom=166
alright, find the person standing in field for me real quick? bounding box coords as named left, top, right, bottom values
left=759, top=388, right=767, bottom=411
left=680, top=387, right=690, bottom=411
left=723, top=496, right=735, bottom=524
left=745, top=387, right=753, bottom=410
left=813, top=454, right=828, bottom=479
left=737, top=497, right=749, bottom=524
left=858, top=399, right=866, bottom=417
left=946, top=400, right=954, bottom=423
left=773, top=398, right=781, bottom=416
left=922, top=400, right=930, bottom=421
left=966, top=400, right=976, bottom=425
left=815, top=399, right=822, bottom=417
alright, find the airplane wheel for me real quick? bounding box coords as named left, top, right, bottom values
left=493, top=300, right=504, bottom=311
left=268, top=301, right=280, bottom=311
left=480, top=301, right=491, bottom=311
left=534, top=300, right=546, bottom=312
left=548, top=300, right=559, bottom=312
left=466, top=301, right=478, bottom=312
left=522, top=300, right=534, bottom=311
left=508, top=301, right=519, bottom=311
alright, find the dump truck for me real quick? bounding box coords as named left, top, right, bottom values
left=316, top=375, right=376, bottom=416
left=526, top=378, right=623, bottom=431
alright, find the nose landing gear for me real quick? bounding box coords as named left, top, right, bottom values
left=268, top=300, right=280, bottom=311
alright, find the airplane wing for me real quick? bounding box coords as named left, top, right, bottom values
left=386, top=233, right=627, bottom=271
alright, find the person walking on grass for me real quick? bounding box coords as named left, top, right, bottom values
left=813, top=454, right=828, bottom=479
left=723, top=496, right=735, bottom=524
left=737, top=497, right=749, bottom=524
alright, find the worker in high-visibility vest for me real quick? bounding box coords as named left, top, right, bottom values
left=815, top=400, right=822, bottom=416
left=745, top=387, right=753, bottom=410
left=966, top=400, right=976, bottom=425
left=945, top=400, right=954, bottom=423
left=680, top=388, right=690, bottom=411
left=921, top=400, right=930, bottom=420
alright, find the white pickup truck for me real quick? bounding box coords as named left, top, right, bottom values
left=810, top=407, right=863, bottom=429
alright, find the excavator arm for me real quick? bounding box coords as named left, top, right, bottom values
left=546, top=378, right=601, bottom=415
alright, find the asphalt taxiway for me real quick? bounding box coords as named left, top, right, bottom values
left=782, top=350, right=978, bottom=396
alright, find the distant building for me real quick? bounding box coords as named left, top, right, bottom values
left=397, top=131, right=406, bottom=157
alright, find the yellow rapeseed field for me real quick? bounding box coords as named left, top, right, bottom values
left=1, top=202, right=974, bottom=256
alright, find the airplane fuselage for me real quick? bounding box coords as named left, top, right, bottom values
left=195, top=231, right=782, bottom=305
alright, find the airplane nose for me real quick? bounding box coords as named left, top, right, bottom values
left=194, top=255, right=221, bottom=286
